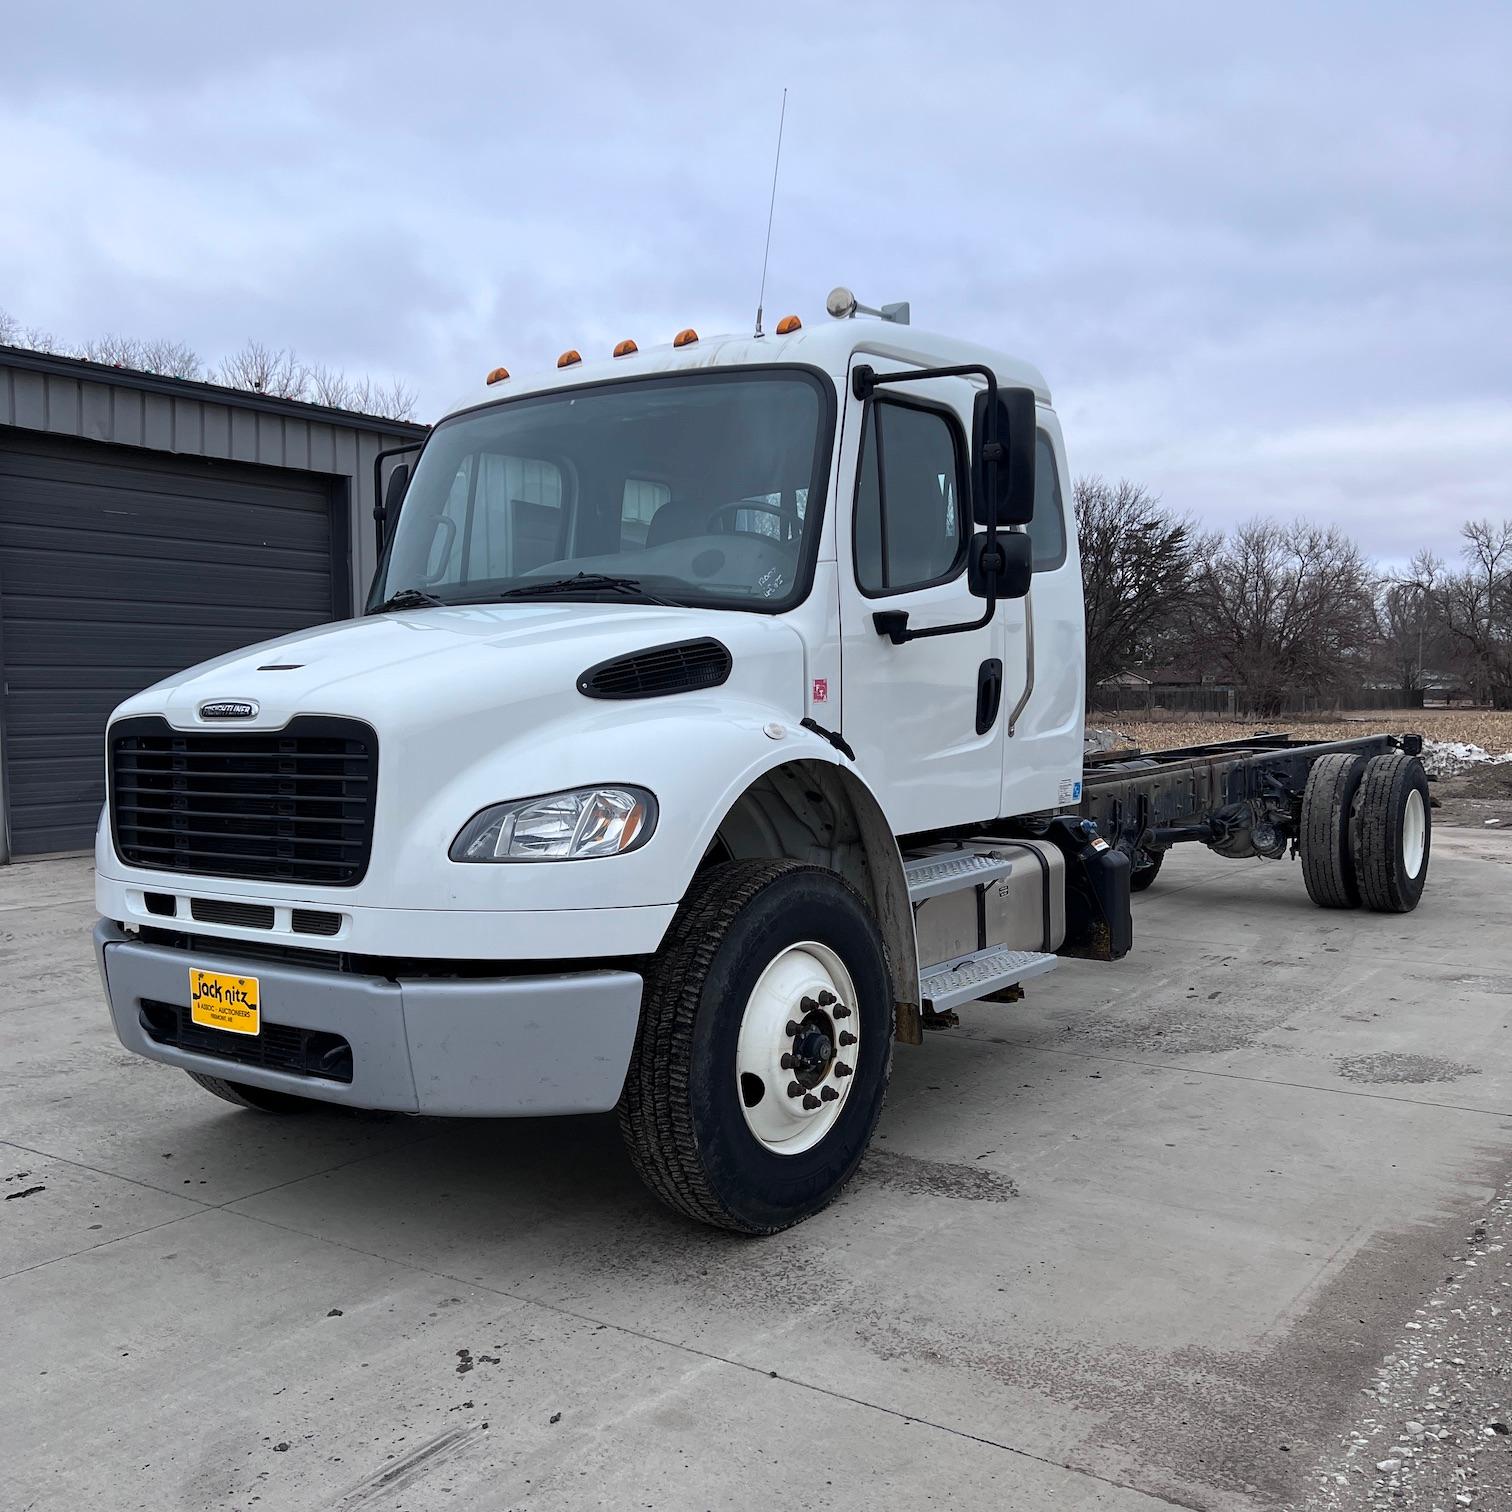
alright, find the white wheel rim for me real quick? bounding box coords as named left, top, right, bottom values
left=735, top=940, right=859, bottom=1156
left=1402, top=788, right=1426, bottom=879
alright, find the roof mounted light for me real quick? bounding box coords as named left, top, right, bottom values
left=672, top=328, right=698, bottom=348
left=486, top=366, right=510, bottom=385
left=775, top=314, right=802, bottom=334
left=826, top=286, right=910, bottom=325
left=557, top=349, right=582, bottom=368
left=613, top=339, right=638, bottom=358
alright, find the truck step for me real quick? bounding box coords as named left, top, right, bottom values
left=919, top=946, right=1059, bottom=1014
left=903, top=849, right=1016, bottom=903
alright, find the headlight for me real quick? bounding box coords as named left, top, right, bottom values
left=450, top=786, right=657, bottom=862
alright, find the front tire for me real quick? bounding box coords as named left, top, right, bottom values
left=619, top=859, right=893, bottom=1234
left=185, top=1071, right=313, bottom=1113
left=1351, top=752, right=1431, bottom=913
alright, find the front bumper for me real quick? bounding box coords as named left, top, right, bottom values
left=94, top=922, right=643, bottom=1116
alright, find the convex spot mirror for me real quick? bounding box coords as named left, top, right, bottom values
left=967, top=530, right=1032, bottom=600
left=972, top=386, right=1037, bottom=527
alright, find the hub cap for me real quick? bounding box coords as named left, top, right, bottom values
left=1402, top=787, right=1426, bottom=878
left=735, top=941, right=859, bottom=1155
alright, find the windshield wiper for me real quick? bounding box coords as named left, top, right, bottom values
left=492, top=573, right=679, bottom=607
left=375, top=587, right=445, bottom=613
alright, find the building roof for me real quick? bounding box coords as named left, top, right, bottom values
left=0, top=344, right=428, bottom=438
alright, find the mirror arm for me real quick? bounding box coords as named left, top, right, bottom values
left=855, top=362, right=1006, bottom=645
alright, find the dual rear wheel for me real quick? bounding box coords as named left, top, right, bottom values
left=1300, top=750, right=1430, bottom=913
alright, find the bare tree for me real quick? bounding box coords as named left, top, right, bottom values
left=1373, top=576, right=1438, bottom=704
left=78, top=333, right=202, bottom=378
left=366, top=376, right=418, bottom=422
left=6, top=313, right=421, bottom=420
left=1074, top=476, right=1209, bottom=694
left=1420, top=520, right=1512, bottom=708
left=1193, top=518, right=1377, bottom=716
left=216, top=341, right=310, bottom=400
left=0, top=307, right=60, bottom=353
left=308, top=363, right=354, bottom=409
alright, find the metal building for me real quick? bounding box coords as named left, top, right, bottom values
left=0, top=346, right=426, bottom=860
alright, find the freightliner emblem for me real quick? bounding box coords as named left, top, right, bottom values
left=200, top=700, right=259, bottom=720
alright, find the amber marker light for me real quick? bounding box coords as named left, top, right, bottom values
left=557, top=350, right=582, bottom=368
left=613, top=339, right=638, bottom=357
left=672, top=328, right=698, bottom=348
left=485, top=366, right=510, bottom=384
left=775, top=315, right=802, bottom=334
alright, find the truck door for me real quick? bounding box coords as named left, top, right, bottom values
left=998, top=414, right=1087, bottom=819
left=835, top=363, right=1014, bottom=834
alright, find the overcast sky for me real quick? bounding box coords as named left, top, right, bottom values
left=2, top=2, right=1507, bottom=564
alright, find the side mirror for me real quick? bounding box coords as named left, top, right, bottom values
left=382, top=462, right=411, bottom=525
left=967, top=530, right=1032, bottom=600
left=972, top=387, right=1037, bottom=527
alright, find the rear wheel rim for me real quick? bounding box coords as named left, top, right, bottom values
left=734, top=941, right=859, bottom=1156
left=1402, top=787, right=1426, bottom=878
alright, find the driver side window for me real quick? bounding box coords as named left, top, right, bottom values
left=853, top=400, right=968, bottom=596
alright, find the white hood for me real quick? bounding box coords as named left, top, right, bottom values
left=116, top=602, right=806, bottom=736
left=102, top=602, right=825, bottom=921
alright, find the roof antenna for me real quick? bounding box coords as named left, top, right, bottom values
left=754, top=88, right=788, bottom=339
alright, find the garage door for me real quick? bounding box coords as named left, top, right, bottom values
left=0, top=432, right=343, bottom=856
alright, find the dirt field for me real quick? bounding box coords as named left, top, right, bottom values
left=1102, top=710, right=1512, bottom=830
left=1108, top=708, right=1512, bottom=754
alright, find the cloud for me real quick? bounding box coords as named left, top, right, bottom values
left=1, top=1, right=1507, bottom=562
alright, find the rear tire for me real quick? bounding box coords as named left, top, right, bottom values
left=1351, top=752, right=1431, bottom=913
left=185, top=1071, right=313, bottom=1113
left=1129, top=848, right=1164, bottom=893
left=1300, top=753, right=1367, bottom=908
left=619, top=859, right=893, bottom=1234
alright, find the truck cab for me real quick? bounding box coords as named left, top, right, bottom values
left=92, top=298, right=1143, bottom=1231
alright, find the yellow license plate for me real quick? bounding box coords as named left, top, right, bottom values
left=189, top=968, right=260, bottom=1036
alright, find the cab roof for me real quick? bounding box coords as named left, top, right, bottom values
left=442, top=318, right=1052, bottom=423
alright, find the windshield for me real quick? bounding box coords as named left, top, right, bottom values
left=374, top=369, right=833, bottom=612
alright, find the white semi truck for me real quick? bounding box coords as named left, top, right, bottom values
left=94, top=291, right=1433, bottom=1232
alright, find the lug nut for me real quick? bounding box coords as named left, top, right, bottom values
left=838, top=1031, right=856, bottom=1046
left=785, top=1020, right=801, bottom=1037
left=802, top=1093, right=821, bottom=1110
left=786, top=1081, right=804, bottom=1098
left=820, top=1085, right=838, bottom=1102
left=833, top=1063, right=852, bottom=1079
left=817, top=990, right=836, bottom=1007
left=800, top=996, right=818, bottom=1012
left=780, top=1052, right=795, bottom=1069
left=832, top=1005, right=852, bottom=1020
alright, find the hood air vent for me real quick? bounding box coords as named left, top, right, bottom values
left=577, top=638, right=732, bottom=701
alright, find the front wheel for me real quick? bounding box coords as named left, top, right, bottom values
left=619, top=859, right=893, bottom=1234
left=185, top=1071, right=313, bottom=1113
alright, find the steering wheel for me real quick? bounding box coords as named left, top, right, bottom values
left=703, top=498, right=792, bottom=540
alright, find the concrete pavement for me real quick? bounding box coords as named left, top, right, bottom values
left=3, top=835, right=1509, bottom=1511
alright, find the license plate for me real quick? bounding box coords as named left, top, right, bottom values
left=189, top=968, right=260, bottom=1036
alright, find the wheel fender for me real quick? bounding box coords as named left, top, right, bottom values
left=684, top=748, right=922, bottom=1046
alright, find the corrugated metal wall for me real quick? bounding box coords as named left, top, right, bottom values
left=0, top=350, right=426, bottom=856
left=0, top=352, right=425, bottom=600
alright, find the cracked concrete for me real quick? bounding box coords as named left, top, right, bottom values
left=3, top=833, right=1509, bottom=1510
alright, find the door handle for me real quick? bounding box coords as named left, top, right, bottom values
left=976, top=657, right=1003, bottom=735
